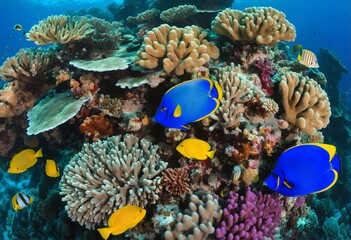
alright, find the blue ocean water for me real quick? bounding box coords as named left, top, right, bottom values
left=0, top=0, right=350, bottom=239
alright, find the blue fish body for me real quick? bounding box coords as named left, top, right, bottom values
left=264, top=143, right=341, bottom=197
left=154, top=78, right=222, bottom=129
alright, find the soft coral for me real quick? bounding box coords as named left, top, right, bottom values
left=254, top=58, right=276, bottom=95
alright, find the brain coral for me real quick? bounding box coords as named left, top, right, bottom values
left=60, top=134, right=168, bottom=229
left=212, top=7, right=296, bottom=45
left=135, top=24, right=219, bottom=76
left=279, top=71, right=331, bottom=135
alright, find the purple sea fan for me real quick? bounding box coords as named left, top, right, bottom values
left=215, top=187, right=283, bottom=240
left=254, top=58, right=276, bottom=95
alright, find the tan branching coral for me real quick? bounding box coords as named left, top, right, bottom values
left=162, top=168, right=191, bottom=196
left=279, top=72, right=331, bottom=135
left=0, top=48, right=54, bottom=81
left=212, top=7, right=296, bottom=45
left=262, top=98, right=279, bottom=116
left=160, top=5, right=198, bottom=23
left=60, top=134, right=168, bottom=229
left=26, top=15, right=94, bottom=45
left=127, top=9, right=160, bottom=25
left=98, top=94, right=122, bottom=118
left=135, top=24, right=219, bottom=76
left=210, top=63, right=261, bottom=132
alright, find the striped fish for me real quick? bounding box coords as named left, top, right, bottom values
left=298, top=49, right=319, bottom=68
left=12, top=192, right=34, bottom=211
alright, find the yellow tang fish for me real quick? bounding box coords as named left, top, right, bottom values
left=98, top=205, right=146, bottom=239
left=12, top=192, right=34, bottom=211
left=8, top=148, right=43, bottom=174
left=45, top=159, right=60, bottom=177
left=176, top=138, right=215, bottom=160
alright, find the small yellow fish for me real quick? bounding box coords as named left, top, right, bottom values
left=298, top=49, right=319, bottom=68
left=176, top=138, right=215, bottom=160
left=45, top=159, right=60, bottom=177
left=97, top=205, right=146, bottom=239
left=8, top=148, right=43, bottom=174
left=12, top=192, right=34, bottom=211
left=13, top=24, right=22, bottom=31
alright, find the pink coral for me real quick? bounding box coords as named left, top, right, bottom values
left=254, top=58, right=275, bottom=95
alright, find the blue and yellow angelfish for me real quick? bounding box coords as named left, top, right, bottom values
left=264, top=143, right=341, bottom=197
left=154, top=78, right=222, bottom=130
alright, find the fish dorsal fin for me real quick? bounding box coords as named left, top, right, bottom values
left=173, top=105, right=182, bottom=118
left=302, top=143, right=336, bottom=161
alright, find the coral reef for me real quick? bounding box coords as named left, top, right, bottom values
left=60, top=134, right=168, bottom=229
left=212, top=7, right=296, bottom=45
left=161, top=168, right=191, bottom=196
left=160, top=5, right=198, bottom=23
left=79, top=113, right=114, bottom=141
left=279, top=71, right=331, bottom=134
left=26, top=15, right=94, bottom=46
left=215, top=187, right=283, bottom=239
left=127, top=9, right=161, bottom=25
left=164, top=192, right=222, bottom=239
left=135, top=24, right=219, bottom=75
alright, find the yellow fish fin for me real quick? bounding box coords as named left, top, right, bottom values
left=313, top=169, right=339, bottom=194
left=194, top=98, right=220, bottom=122
left=97, top=227, right=113, bottom=240
left=214, top=81, right=223, bottom=100
left=35, top=148, right=43, bottom=158
left=283, top=181, right=293, bottom=189
left=206, top=150, right=216, bottom=159
left=298, top=54, right=301, bottom=61
left=173, top=105, right=182, bottom=118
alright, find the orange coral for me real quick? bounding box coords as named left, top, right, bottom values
left=162, top=168, right=191, bottom=196
left=79, top=113, right=113, bottom=141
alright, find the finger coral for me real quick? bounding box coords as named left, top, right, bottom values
left=79, top=113, right=113, bottom=141
left=162, top=168, right=191, bottom=196
left=59, top=134, right=168, bottom=229
left=215, top=187, right=283, bottom=239
left=135, top=24, right=219, bottom=76
left=279, top=71, right=331, bottom=135
left=164, top=192, right=222, bottom=239
left=212, top=7, right=296, bottom=45
left=26, top=15, right=94, bottom=46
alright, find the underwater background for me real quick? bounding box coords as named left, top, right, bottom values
left=0, top=0, right=350, bottom=239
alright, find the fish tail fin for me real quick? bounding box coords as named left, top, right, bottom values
left=35, top=148, right=43, bottom=158
left=206, top=150, right=216, bottom=159
left=331, top=153, right=341, bottom=172
left=211, top=81, right=223, bottom=100
left=97, top=227, right=113, bottom=240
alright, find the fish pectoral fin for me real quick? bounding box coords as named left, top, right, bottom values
left=283, top=180, right=295, bottom=189
left=180, top=125, right=189, bottom=130
left=173, top=105, right=182, bottom=118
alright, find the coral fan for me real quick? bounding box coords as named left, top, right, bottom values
left=60, top=134, right=168, bottom=229
left=216, top=187, right=283, bottom=239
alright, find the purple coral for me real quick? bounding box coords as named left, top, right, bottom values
left=254, top=58, right=275, bottom=95
left=215, top=187, right=283, bottom=240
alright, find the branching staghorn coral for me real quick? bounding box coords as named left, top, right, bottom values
left=135, top=24, right=219, bottom=76
left=60, top=134, right=168, bottom=229
left=279, top=71, right=331, bottom=135
left=26, top=15, right=94, bottom=46
left=212, top=7, right=296, bottom=45
left=210, top=63, right=262, bottom=132
left=164, top=192, right=222, bottom=239
left=162, top=168, right=191, bottom=196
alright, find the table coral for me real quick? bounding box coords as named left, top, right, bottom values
left=279, top=71, right=331, bottom=135
left=26, top=15, right=94, bottom=46
left=160, top=5, right=198, bottom=23
left=164, top=192, right=222, bottom=239
left=212, top=7, right=296, bottom=45
left=59, top=134, right=168, bottom=229
left=215, top=187, right=283, bottom=239
left=135, top=24, right=219, bottom=76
